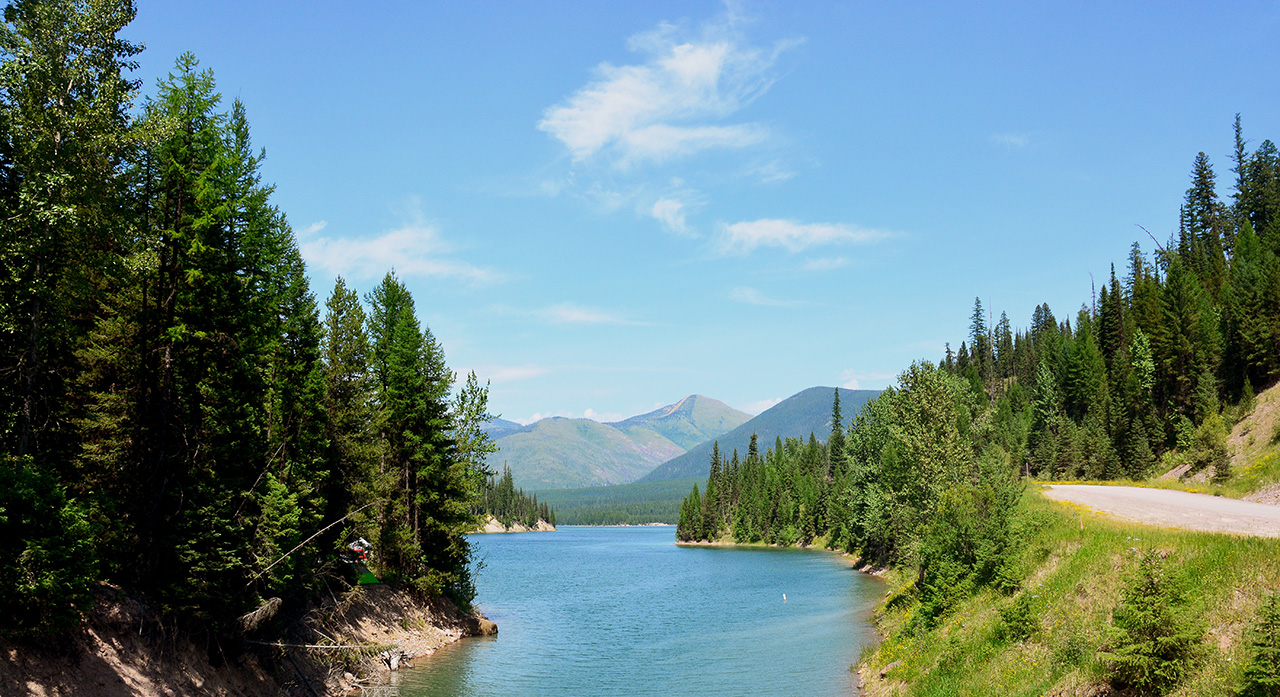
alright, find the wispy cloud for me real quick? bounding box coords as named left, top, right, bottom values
left=742, top=159, right=797, bottom=184
left=990, top=132, right=1030, bottom=148
left=301, top=220, right=328, bottom=236
left=472, top=364, right=551, bottom=384
left=516, top=407, right=627, bottom=425
left=739, top=397, right=782, bottom=415
left=729, top=286, right=805, bottom=307
left=839, top=369, right=897, bottom=390
left=536, top=302, right=643, bottom=326
left=802, top=256, right=848, bottom=271
left=650, top=197, right=689, bottom=234
left=300, top=218, right=502, bottom=284
left=538, top=11, right=798, bottom=168
left=715, top=219, right=889, bottom=256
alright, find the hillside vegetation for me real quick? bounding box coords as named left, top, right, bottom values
left=0, top=2, right=496, bottom=662
left=492, top=395, right=750, bottom=489
left=535, top=477, right=703, bottom=525
left=642, top=387, right=878, bottom=481
left=677, top=118, right=1280, bottom=695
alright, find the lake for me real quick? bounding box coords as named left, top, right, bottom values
left=395, top=526, right=883, bottom=696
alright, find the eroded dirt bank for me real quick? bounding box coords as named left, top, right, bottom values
left=0, top=583, right=495, bottom=697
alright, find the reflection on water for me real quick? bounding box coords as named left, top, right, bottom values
left=395, top=526, right=881, bottom=697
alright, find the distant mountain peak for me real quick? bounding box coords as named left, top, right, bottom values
left=491, top=394, right=751, bottom=490
left=638, top=386, right=881, bottom=483
left=655, top=395, right=695, bottom=419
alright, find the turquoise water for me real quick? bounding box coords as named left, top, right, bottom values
left=395, top=526, right=882, bottom=696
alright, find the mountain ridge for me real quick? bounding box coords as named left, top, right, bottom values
left=490, top=395, right=751, bottom=490
left=639, top=387, right=880, bottom=482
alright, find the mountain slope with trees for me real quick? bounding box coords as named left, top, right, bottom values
left=644, top=387, right=878, bottom=482
left=491, top=394, right=750, bottom=489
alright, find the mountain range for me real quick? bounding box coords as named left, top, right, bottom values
left=489, top=387, right=881, bottom=491
left=488, top=395, right=752, bottom=490
left=638, top=387, right=879, bottom=481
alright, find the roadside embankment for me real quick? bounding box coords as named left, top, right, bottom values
left=856, top=491, right=1280, bottom=697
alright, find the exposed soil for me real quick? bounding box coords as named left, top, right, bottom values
left=0, top=582, right=496, bottom=697
left=473, top=515, right=556, bottom=533
left=0, top=585, right=279, bottom=697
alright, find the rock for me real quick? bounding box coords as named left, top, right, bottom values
left=879, top=660, right=902, bottom=678
left=380, top=650, right=401, bottom=671
left=463, top=614, right=498, bottom=636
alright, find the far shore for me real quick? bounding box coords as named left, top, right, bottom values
left=675, top=537, right=889, bottom=576
left=560, top=522, right=674, bottom=527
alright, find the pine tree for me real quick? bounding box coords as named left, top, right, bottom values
left=320, top=277, right=384, bottom=562
left=1240, top=593, right=1280, bottom=696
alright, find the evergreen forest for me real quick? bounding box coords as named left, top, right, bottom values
left=678, top=114, right=1280, bottom=625
left=479, top=465, right=557, bottom=529
left=0, top=1, right=499, bottom=641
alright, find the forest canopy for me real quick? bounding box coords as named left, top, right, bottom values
left=0, top=0, right=497, bottom=639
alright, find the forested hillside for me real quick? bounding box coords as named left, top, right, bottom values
left=642, top=386, right=878, bottom=481
left=0, top=1, right=494, bottom=642
left=678, top=119, right=1280, bottom=694
left=479, top=466, right=556, bottom=529
left=491, top=394, right=749, bottom=489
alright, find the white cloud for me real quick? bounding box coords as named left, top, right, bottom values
left=839, top=369, right=897, bottom=390
left=538, top=12, right=796, bottom=167
left=651, top=197, right=689, bottom=234
left=516, top=407, right=626, bottom=425
left=802, top=256, right=848, bottom=271
left=739, top=397, right=782, bottom=415
left=301, top=220, right=327, bottom=237
left=472, top=364, right=550, bottom=384
left=990, top=132, right=1030, bottom=148
left=300, top=220, right=502, bottom=284
left=729, top=286, right=804, bottom=307
left=536, top=302, right=641, bottom=325
left=715, top=219, right=889, bottom=256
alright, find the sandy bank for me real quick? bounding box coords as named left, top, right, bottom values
left=472, top=515, right=556, bottom=533
left=0, top=582, right=496, bottom=697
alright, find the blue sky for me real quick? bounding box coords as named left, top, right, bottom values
left=126, top=1, right=1280, bottom=423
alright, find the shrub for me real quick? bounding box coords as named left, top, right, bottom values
left=1240, top=592, right=1280, bottom=697
left=1098, top=550, right=1201, bottom=696
left=997, top=590, right=1039, bottom=642
left=0, top=457, right=98, bottom=638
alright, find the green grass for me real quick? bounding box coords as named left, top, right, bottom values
left=858, top=491, right=1280, bottom=697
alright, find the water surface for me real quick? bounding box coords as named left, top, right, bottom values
left=396, top=526, right=881, bottom=696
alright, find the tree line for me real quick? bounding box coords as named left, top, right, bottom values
left=480, top=465, right=556, bottom=529
left=679, top=116, right=1280, bottom=626
left=0, top=0, right=496, bottom=640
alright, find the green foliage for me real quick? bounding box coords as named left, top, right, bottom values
left=995, top=590, right=1039, bottom=643
left=1099, top=550, right=1202, bottom=695
left=0, top=457, right=97, bottom=637
left=1241, top=593, right=1280, bottom=697
left=0, top=10, right=485, bottom=638
left=480, top=465, right=555, bottom=529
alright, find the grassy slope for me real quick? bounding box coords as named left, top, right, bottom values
left=858, top=384, right=1280, bottom=696
left=860, top=492, right=1280, bottom=696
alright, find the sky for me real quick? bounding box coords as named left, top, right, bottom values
left=124, top=1, right=1280, bottom=424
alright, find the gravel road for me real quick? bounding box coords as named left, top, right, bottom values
left=1042, top=484, right=1280, bottom=538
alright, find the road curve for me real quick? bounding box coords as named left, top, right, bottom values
left=1042, top=484, right=1280, bottom=538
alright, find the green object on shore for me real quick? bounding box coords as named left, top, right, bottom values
left=353, top=563, right=380, bottom=585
